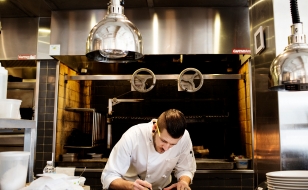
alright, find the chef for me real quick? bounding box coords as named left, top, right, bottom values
left=101, top=109, right=196, bottom=190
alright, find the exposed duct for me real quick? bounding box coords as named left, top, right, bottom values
left=50, top=7, right=249, bottom=74
left=269, top=0, right=308, bottom=91
left=0, top=17, right=51, bottom=66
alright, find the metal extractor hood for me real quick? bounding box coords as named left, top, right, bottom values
left=269, top=0, right=308, bottom=91
left=85, top=0, right=143, bottom=63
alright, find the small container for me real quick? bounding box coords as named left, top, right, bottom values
left=62, top=153, right=78, bottom=162
left=79, top=176, right=86, bottom=186
left=0, top=63, right=8, bottom=99
left=234, top=158, right=250, bottom=169
left=43, top=161, right=55, bottom=174
left=0, top=99, right=22, bottom=119
left=91, top=154, right=102, bottom=160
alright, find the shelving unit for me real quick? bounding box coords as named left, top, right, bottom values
left=0, top=118, right=36, bottom=182
left=64, top=107, right=104, bottom=148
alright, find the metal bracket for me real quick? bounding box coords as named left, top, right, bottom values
left=108, top=98, right=144, bottom=115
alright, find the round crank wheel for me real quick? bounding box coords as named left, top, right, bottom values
left=131, top=68, right=156, bottom=93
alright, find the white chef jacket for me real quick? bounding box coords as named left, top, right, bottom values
left=101, top=120, right=196, bottom=190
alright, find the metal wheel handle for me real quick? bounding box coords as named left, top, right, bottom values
left=131, top=68, right=156, bottom=93
left=178, top=68, right=203, bottom=92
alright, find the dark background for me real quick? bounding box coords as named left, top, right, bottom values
left=90, top=54, right=243, bottom=159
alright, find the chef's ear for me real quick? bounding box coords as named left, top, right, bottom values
left=152, top=123, right=157, bottom=132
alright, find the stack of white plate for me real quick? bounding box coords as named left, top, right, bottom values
left=266, top=171, right=308, bottom=190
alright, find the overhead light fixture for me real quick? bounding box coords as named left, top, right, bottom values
left=86, top=0, right=143, bottom=63
left=269, top=0, right=308, bottom=91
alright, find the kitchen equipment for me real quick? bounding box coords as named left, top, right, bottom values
left=269, top=0, right=308, bottom=91
left=0, top=62, right=8, bottom=99
left=193, top=145, right=204, bottom=152
left=79, top=176, right=86, bottom=186
left=91, top=154, right=103, bottom=160
left=234, top=158, right=250, bottom=169
left=86, top=0, right=143, bottom=63
left=178, top=68, right=204, bottom=92
left=266, top=171, right=308, bottom=189
left=0, top=151, right=30, bottom=190
left=195, top=158, right=234, bottom=170
left=0, top=99, right=22, bottom=119
left=193, top=145, right=209, bottom=158
left=131, top=68, right=156, bottom=93
left=79, top=167, right=86, bottom=177
left=62, top=153, right=78, bottom=162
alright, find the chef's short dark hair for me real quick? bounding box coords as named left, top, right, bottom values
left=157, top=109, right=186, bottom=138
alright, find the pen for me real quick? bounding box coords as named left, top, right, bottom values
left=137, top=175, right=151, bottom=190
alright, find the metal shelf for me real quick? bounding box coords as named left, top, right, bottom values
left=64, top=107, right=104, bottom=147
left=63, top=145, right=98, bottom=149
left=65, top=74, right=245, bottom=81
left=0, top=118, right=36, bottom=182
left=65, top=107, right=95, bottom=112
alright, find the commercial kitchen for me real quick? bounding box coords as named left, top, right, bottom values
left=1, top=0, right=308, bottom=189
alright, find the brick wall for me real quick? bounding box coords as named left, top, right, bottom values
left=55, top=63, right=91, bottom=161
left=238, top=57, right=252, bottom=159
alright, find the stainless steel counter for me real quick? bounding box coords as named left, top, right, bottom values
left=74, top=167, right=254, bottom=174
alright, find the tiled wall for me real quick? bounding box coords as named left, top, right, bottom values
left=35, top=60, right=57, bottom=175
left=56, top=63, right=91, bottom=161
left=238, top=57, right=252, bottom=159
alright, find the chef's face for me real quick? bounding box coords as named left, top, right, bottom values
left=153, top=124, right=181, bottom=154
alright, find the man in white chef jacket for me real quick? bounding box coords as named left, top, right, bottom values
left=101, top=109, right=196, bottom=190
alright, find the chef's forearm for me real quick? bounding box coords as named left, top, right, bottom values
left=109, top=178, right=134, bottom=190
left=179, top=175, right=191, bottom=185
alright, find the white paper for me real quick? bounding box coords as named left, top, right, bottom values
left=49, top=44, right=61, bottom=55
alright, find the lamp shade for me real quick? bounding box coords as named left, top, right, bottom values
left=86, top=0, right=143, bottom=63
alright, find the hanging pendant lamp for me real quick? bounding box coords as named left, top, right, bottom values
left=86, top=0, right=143, bottom=63
left=269, top=0, right=308, bottom=91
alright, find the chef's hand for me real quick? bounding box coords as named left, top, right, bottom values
left=132, top=179, right=152, bottom=190
left=163, top=180, right=191, bottom=190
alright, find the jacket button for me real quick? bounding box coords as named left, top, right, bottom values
left=147, top=175, right=151, bottom=178
left=162, top=175, right=166, bottom=178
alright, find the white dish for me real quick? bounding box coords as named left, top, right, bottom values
left=268, top=183, right=308, bottom=188
left=266, top=171, right=308, bottom=178
left=267, top=179, right=308, bottom=185
left=267, top=176, right=308, bottom=182
left=267, top=184, right=308, bottom=190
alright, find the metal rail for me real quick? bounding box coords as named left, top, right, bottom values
left=65, top=74, right=245, bottom=81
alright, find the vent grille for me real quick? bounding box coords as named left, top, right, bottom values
left=0, top=60, right=37, bottom=67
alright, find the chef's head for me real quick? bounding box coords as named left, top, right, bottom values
left=153, top=109, right=186, bottom=153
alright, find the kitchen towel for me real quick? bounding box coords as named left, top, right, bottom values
left=55, top=167, right=76, bottom=176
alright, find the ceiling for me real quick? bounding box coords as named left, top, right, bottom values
left=0, top=0, right=249, bottom=18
